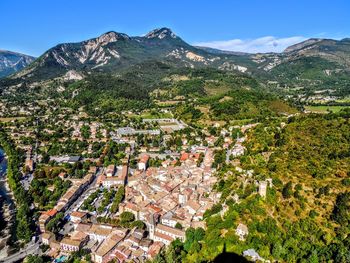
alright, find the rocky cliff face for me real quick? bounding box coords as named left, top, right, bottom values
left=2, top=29, right=350, bottom=96
left=5, top=28, right=254, bottom=85
left=0, top=50, right=35, bottom=78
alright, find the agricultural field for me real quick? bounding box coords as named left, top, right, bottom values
left=305, top=105, right=350, bottom=113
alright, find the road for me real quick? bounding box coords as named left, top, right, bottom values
left=1, top=241, right=40, bottom=263
left=64, top=167, right=102, bottom=217
left=59, top=168, right=103, bottom=235
left=5, top=168, right=103, bottom=261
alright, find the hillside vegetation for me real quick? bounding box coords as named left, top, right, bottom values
left=155, top=110, right=350, bottom=263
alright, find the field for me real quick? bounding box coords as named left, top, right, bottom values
left=335, top=96, right=350, bottom=103
left=140, top=111, right=173, bottom=119
left=155, top=100, right=182, bottom=107
left=305, top=105, right=350, bottom=113
left=0, top=116, right=26, bottom=122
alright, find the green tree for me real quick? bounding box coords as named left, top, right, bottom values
left=282, top=181, right=293, bottom=199
left=120, top=211, right=134, bottom=223
left=175, top=222, right=183, bottom=229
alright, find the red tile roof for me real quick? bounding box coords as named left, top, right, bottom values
left=139, top=154, right=150, bottom=164
left=46, top=209, right=57, bottom=217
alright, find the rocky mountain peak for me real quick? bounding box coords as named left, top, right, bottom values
left=145, top=27, right=177, bottom=39
left=0, top=50, right=36, bottom=77
left=97, top=31, right=130, bottom=45
left=284, top=38, right=323, bottom=53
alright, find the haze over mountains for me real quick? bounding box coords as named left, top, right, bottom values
left=1, top=27, right=350, bottom=97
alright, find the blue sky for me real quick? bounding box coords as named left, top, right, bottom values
left=1, top=0, right=349, bottom=56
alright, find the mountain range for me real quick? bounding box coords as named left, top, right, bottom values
left=0, top=50, right=35, bottom=78
left=1, top=28, right=350, bottom=97
left=3, top=28, right=253, bottom=83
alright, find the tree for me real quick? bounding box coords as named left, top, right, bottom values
left=80, top=125, right=91, bottom=139
left=111, top=186, right=125, bottom=213
left=282, top=181, right=293, bottom=199
left=131, top=220, right=145, bottom=229
left=175, top=222, right=183, bottom=229
left=165, top=239, right=184, bottom=263
left=120, top=211, right=134, bottom=223
left=331, top=192, right=350, bottom=226
left=25, top=255, right=44, bottom=263
left=194, top=227, right=205, bottom=241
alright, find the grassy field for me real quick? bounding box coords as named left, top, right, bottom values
left=140, top=111, right=173, bottom=119
left=229, top=118, right=255, bottom=126
left=305, top=105, right=350, bottom=113
left=335, top=96, right=350, bottom=103
left=204, top=85, right=231, bottom=96
left=0, top=116, right=27, bottom=122
left=155, top=100, right=182, bottom=107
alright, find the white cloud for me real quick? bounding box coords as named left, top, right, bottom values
left=194, top=36, right=307, bottom=53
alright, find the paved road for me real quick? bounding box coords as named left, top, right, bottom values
left=59, top=168, right=102, bottom=235
left=64, top=168, right=102, bottom=217
left=3, top=168, right=102, bottom=262
left=1, top=241, right=40, bottom=263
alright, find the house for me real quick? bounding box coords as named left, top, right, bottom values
left=190, top=221, right=206, bottom=229
left=147, top=242, right=164, bottom=259
left=102, top=176, right=124, bottom=188
left=39, top=213, right=51, bottom=233
left=119, top=165, right=128, bottom=185
left=124, top=235, right=141, bottom=246
left=161, top=211, right=177, bottom=228
left=153, top=231, right=173, bottom=246
left=185, top=200, right=201, bottom=215
left=54, top=184, right=83, bottom=212
left=60, top=231, right=89, bottom=252
left=58, top=172, right=66, bottom=179
left=75, top=222, right=92, bottom=232
left=88, top=224, right=113, bottom=242
left=111, top=246, right=132, bottom=262
left=153, top=224, right=185, bottom=245
left=93, top=234, right=124, bottom=263
left=139, top=239, right=153, bottom=252
left=39, top=209, right=57, bottom=232
left=138, top=154, right=150, bottom=171
left=236, top=223, right=249, bottom=241
left=49, top=240, right=61, bottom=252
left=258, top=181, right=268, bottom=198
left=60, top=237, right=85, bottom=252
left=106, top=164, right=115, bottom=177
left=101, top=165, right=127, bottom=187
left=70, top=211, right=87, bottom=224
left=178, top=188, right=192, bottom=204
left=132, top=229, right=146, bottom=240
left=117, top=127, right=136, bottom=136
left=41, top=231, right=55, bottom=246
left=25, top=159, right=34, bottom=172
left=68, top=156, right=81, bottom=164
left=232, top=144, right=245, bottom=157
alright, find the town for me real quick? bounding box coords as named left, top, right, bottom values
left=1, top=4, right=350, bottom=262
left=0, top=103, right=271, bottom=263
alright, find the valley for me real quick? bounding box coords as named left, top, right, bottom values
left=0, top=27, right=349, bottom=263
